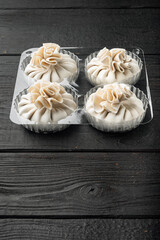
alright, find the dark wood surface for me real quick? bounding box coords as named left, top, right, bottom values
left=0, top=152, right=160, bottom=216
left=0, top=1, right=160, bottom=239
left=0, top=219, right=159, bottom=240
left=0, top=0, right=160, bottom=9
left=0, top=9, right=159, bottom=55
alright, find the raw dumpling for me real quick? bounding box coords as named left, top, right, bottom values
left=18, top=80, right=77, bottom=124
left=86, top=48, right=141, bottom=85
left=25, top=43, right=78, bottom=83
left=85, top=83, right=145, bottom=130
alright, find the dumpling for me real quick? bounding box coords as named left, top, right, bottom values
left=85, top=83, right=146, bottom=131
left=18, top=80, right=77, bottom=124
left=86, top=47, right=142, bottom=86
left=25, top=43, right=78, bottom=83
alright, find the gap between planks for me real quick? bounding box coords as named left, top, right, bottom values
left=0, top=149, right=160, bottom=153
left=0, top=215, right=160, bottom=219
left=0, top=7, right=160, bottom=10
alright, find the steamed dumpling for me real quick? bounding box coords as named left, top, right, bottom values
left=86, top=83, right=145, bottom=125
left=18, top=80, right=77, bottom=124
left=25, top=43, right=78, bottom=83
left=86, top=48, right=141, bottom=85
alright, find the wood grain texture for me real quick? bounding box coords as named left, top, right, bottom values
left=0, top=2, right=159, bottom=238
left=0, top=152, right=159, bottom=216
left=0, top=218, right=159, bottom=240
left=0, top=0, right=160, bottom=9
left=0, top=55, right=160, bottom=151
left=0, top=9, right=159, bottom=55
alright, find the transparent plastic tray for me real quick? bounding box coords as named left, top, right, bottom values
left=10, top=47, right=153, bottom=132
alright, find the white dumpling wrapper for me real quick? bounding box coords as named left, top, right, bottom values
left=18, top=81, right=77, bottom=124
left=87, top=47, right=141, bottom=85
left=86, top=83, right=145, bottom=125
left=25, top=43, right=78, bottom=83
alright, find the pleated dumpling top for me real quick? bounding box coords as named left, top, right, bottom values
left=86, top=83, right=144, bottom=124
left=18, top=80, right=77, bottom=124
left=87, top=48, right=141, bottom=85
left=25, top=43, right=78, bottom=83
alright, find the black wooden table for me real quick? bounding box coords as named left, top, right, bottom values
left=0, top=1, right=160, bottom=239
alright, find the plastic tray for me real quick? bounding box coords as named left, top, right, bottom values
left=10, top=47, right=153, bottom=128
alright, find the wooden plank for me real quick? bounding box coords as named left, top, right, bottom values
left=0, top=218, right=159, bottom=240
left=0, top=152, right=159, bottom=215
left=0, top=55, right=160, bottom=151
left=0, top=9, right=159, bottom=55
left=0, top=0, right=160, bottom=9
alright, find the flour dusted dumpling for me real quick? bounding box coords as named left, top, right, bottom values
left=18, top=80, right=77, bottom=124
left=85, top=83, right=146, bottom=131
left=25, top=43, right=78, bottom=83
left=86, top=48, right=142, bottom=86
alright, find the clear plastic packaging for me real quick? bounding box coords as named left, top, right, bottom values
left=14, top=86, right=79, bottom=133
left=84, top=84, right=148, bottom=132
left=10, top=47, right=153, bottom=133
